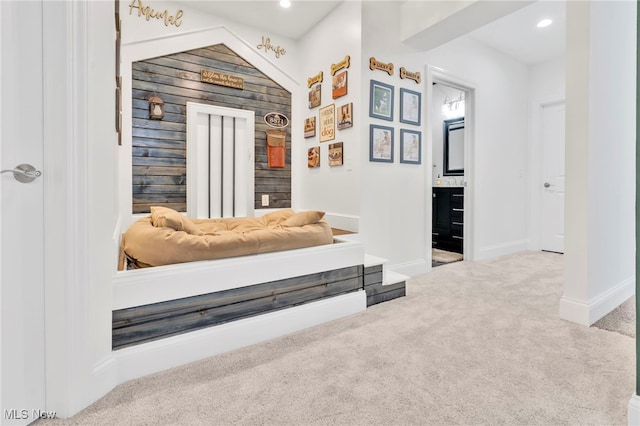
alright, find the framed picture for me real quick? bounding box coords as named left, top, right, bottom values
left=319, top=104, right=335, bottom=142
left=308, top=146, right=320, bottom=168
left=304, top=116, right=316, bottom=138
left=369, top=79, right=394, bottom=121
left=328, top=142, right=343, bottom=167
left=337, top=102, right=353, bottom=130
left=332, top=70, right=348, bottom=99
left=308, top=85, right=321, bottom=109
left=400, top=88, right=421, bottom=126
left=369, top=124, right=394, bottom=163
left=400, top=129, right=421, bottom=164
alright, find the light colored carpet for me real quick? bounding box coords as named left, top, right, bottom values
left=45, top=251, right=635, bottom=425
left=432, top=248, right=463, bottom=263
left=593, top=296, right=636, bottom=338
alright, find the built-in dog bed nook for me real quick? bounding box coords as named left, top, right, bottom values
left=111, top=219, right=407, bottom=382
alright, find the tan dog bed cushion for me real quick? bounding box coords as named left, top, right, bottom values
left=122, top=208, right=333, bottom=268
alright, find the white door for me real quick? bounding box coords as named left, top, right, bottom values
left=0, top=1, right=46, bottom=425
left=540, top=101, right=565, bottom=253
left=186, top=103, right=255, bottom=219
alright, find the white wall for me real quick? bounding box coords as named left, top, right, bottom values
left=360, top=1, right=530, bottom=272
left=296, top=2, right=362, bottom=230
left=360, top=2, right=429, bottom=273
left=121, top=0, right=301, bottom=74
left=424, top=37, right=531, bottom=261
left=561, top=0, right=636, bottom=325
left=529, top=59, right=565, bottom=102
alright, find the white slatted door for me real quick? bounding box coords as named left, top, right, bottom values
left=187, top=103, right=254, bottom=219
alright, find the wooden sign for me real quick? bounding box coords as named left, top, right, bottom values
left=128, top=0, right=183, bottom=27
left=332, top=71, right=347, bottom=99
left=307, top=71, right=323, bottom=88
left=400, top=67, right=421, bottom=84
left=369, top=57, right=394, bottom=76
left=331, top=55, right=350, bottom=76
left=201, top=70, right=244, bottom=90
left=328, top=142, right=343, bottom=167
left=257, top=36, right=286, bottom=59
left=264, top=112, right=289, bottom=129
left=319, top=104, right=335, bottom=142
left=304, top=117, right=316, bottom=138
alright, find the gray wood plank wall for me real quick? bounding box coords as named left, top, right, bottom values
left=363, top=264, right=406, bottom=307
left=112, top=265, right=363, bottom=349
left=131, top=44, right=292, bottom=214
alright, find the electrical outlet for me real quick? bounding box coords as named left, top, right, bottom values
left=261, top=194, right=269, bottom=207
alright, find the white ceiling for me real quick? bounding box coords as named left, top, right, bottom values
left=468, top=1, right=566, bottom=65
left=177, top=1, right=343, bottom=40
left=175, top=0, right=565, bottom=65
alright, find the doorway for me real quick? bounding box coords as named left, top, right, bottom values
left=428, top=67, right=475, bottom=267
left=539, top=100, right=566, bottom=253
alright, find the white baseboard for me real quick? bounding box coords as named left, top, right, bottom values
left=559, top=276, right=634, bottom=326
left=113, top=291, right=366, bottom=384
left=629, top=394, right=640, bottom=425
left=390, top=259, right=429, bottom=277
left=84, top=357, right=117, bottom=413
left=477, top=239, right=529, bottom=261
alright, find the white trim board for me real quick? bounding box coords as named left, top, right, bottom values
left=390, top=259, right=429, bottom=278
left=628, top=394, right=640, bottom=426
left=113, top=240, right=364, bottom=310
left=324, top=212, right=360, bottom=233
left=476, top=240, right=529, bottom=261
left=559, top=276, right=634, bottom=326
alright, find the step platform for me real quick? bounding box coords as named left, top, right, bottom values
left=363, top=254, right=408, bottom=307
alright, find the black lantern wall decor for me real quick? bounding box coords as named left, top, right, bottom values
left=148, top=95, right=164, bottom=120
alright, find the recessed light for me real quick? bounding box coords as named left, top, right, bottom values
left=280, top=0, right=291, bottom=8
left=537, top=18, right=552, bottom=28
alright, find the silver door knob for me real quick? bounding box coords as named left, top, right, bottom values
left=0, top=164, right=42, bottom=183
left=543, top=182, right=553, bottom=188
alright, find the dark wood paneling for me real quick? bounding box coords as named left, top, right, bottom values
left=367, top=284, right=407, bottom=307
left=112, top=265, right=364, bottom=349
left=132, top=43, right=292, bottom=214
left=363, top=264, right=406, bottom=307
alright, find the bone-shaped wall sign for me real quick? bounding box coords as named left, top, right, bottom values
left=400, top=67, right=421, bottom=84
left=369, top=57, right=394, bottom=76
left=307, top=71, right=323, bottom=88
left=331, top=55, right=351, bottom=75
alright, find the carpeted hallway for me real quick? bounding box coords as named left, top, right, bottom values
left=45, top=251, right=635, bottom=425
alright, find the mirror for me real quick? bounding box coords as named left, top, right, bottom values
left=443, top=118, right=464, bottom=176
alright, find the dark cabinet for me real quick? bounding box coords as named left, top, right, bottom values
left=432, top=187, right=464, bottom=254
